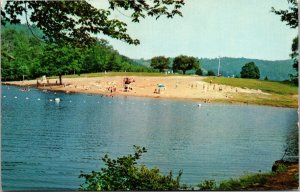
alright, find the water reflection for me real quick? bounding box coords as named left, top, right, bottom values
left=282, top=125, right=299, bottom=162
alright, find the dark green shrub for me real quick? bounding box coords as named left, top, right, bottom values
left=207, top=70, right=215, bottom=76
left=240, top=62, right=260, bottom=79
left=79, top=145, right=183, bottom=191
left=275, top=164, right=288, bottom=173
left=197, top=180, right=216, bottom=190
left=195, top=68, right=203, bottom=76
left=218, top=173, right=270, bottom=190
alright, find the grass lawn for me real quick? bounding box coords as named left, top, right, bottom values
left=203, top=77, right=298, bottom=108
left=204, top=77, right=298, bottom=95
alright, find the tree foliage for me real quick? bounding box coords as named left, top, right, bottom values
left=1, top=28, right=43, bottom=81
left=207, top=70, right=215, bottom=76
left=2, top=0, right=184, bottom=47
left=1, top=26, right=152, bottom=81
left=289, top=36, right=298, bottom=84
left=195, top=68, right=204, bottom=76
left=40, top=44, right=84, bottom=85
left=240, top=62, right=260, bottom=79
left=150, top=56, right=169, bottom=72
left=79, top=145, right=183, bottom=191
left=173, top=55, right=199, bottom=74
left=271, top=0, right=298, bottom=29
left=272, top=0, right=298, bottom=84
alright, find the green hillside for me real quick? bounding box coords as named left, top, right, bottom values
left=1, top=24, right=151, bottom=81
left=200, top=57, right=295, bottom=81
left=134, top=57, right=295, bottom=81
left=2, top=22, right=44, bottom=39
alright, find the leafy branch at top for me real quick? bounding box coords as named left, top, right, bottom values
left=1, top=0, right=184, bottom=47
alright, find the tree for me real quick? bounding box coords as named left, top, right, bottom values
left=207, top=70, right=215, bottom=76
left=195, top=68, right=203, bottom=76
left=173, top=55, right=199, bottom=74
left=271, top=0, right=298, bottom=29
left=79, top=145, right=183, bottom=191
left=40, top=44, right=84, bottom=85
left=240, top=62, right=260, bottom=79
left=272, top=0, right=298, bottom=84
left=1, top=28, right=43, bottom=81
left=1, top=26, right=151, bottom=81
left=150, top=56, right=169, bottom=72
left=2, top=1, right=184, bottom=47
left=264, top=76, right=269, bottom=81
left=289, top=36, right=298, bottom=84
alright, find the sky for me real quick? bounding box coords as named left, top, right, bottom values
left=92, top=0, right=297, bottom=60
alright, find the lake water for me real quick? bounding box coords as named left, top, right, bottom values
left=1, top=85, right=298, bottom=190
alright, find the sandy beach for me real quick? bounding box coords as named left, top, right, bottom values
left=4, top=75, right=271, bottom=104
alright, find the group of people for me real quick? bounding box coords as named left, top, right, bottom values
left=123, top=77, right=135, bottom=92
left=107, top=86, right=117, bottom=93
left=20, top=87, right=30, bottom=92
left=153, top=88, right=161, bottom=94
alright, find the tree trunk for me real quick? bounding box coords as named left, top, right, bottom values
left=183, top=70, right=186, bottom=74
left=59, top=75, right=62, bottom=85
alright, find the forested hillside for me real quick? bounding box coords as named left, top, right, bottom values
left=1, top=23, right=151, bottom=81
left=134, top=57, right=294, bottom=81
left=200, top=57, right=295, bottom=81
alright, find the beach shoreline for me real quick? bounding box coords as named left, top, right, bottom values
left=3, top=76, right=298, bottom=108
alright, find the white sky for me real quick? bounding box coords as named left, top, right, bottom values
left=92, top=0, right=298, bottom=60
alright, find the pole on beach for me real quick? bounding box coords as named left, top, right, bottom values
left=217, top=56, right=221, bottom=76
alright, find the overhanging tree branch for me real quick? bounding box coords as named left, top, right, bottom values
left=24, top=1, right=44, bottom=43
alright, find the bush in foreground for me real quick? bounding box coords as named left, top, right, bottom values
left=79, top=145, right=182, bottom=191
left=79, top=145, right=296, bottom=191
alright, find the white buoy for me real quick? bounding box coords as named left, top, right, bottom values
left=26, top=97, right=29, bottom=100
left=14, top=96, right=17, bottom=99
left=69, top=100, right=72, bottom=103
left=3, top=96, right=6, bottom=98
left=49, top=99, right=53, bottom=102
left=37, top=98, right=40, bottom=100
left=55, top=98, right=60, bottom=102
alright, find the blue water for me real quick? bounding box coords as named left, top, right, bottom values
left=1, top=85, right=298, bottom=190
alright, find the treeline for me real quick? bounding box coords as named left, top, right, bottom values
left=135, top=57, right=295, bottom=81
left=1, top=24, right=152, bottom=81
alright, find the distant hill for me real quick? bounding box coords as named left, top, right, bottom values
left=134, top=57, right=295, bottom=81
left=4, top=23, right=294, bottom=81
left=2, top=22, right=44, bottom=39
left=200, top=57, right=295, bottom=81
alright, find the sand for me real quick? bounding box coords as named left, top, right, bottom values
left=4, top=75, right=270, bottom=103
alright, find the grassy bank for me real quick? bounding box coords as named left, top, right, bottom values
left=196, top=163, right=298, bottom=190
left=204, top=77, right=298, bottom=108
left=204, top=77, right=298, bottom=95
